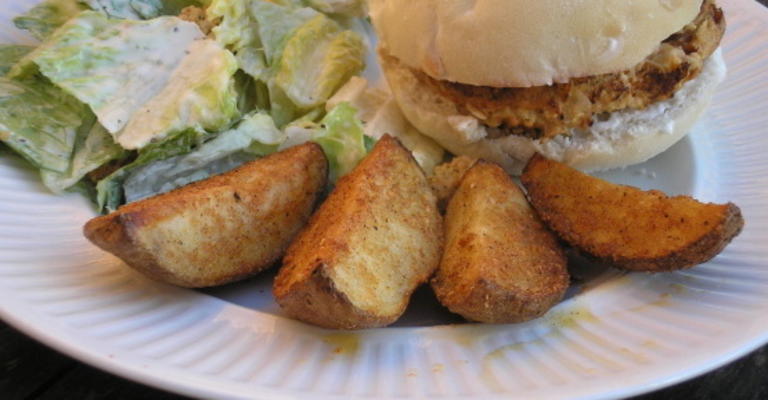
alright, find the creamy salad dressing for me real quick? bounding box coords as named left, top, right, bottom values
left=117, top=38, right=238, bottom=149
left=90, top=17, right=205, bottom=135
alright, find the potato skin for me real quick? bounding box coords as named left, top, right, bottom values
left=432, top=161, right=569, bottom=323
left=521, top=153, right=745, bottom=272
left=274, top=135, right=443, bottom=330
left=83, top=143, right=328, bottom=288
left=274, top=266, right=393, bottom=330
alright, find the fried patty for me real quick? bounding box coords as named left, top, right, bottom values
left=415, top=0, right=725, bottom=140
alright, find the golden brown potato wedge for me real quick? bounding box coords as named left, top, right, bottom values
left=274, top=135, right=443, bottom=330
left=84, top=142, right=328, bottom=288
left=428, top=155, right=477, bottom=211
left=521, top=154, right=744, bottom=272
left=432, top=161, right=569, bottom=323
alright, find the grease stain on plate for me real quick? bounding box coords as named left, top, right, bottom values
left=545, top=305, right=599, bottom=329
left=322, top=332, right=360, bottom=357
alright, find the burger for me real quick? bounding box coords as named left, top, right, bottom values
left=370, top=0, right=726, bottom=173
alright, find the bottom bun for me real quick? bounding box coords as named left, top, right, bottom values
left=381, top=48, right=726, bottom=174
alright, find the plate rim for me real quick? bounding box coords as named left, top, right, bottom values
left=2, top=1, right=768, bottom=399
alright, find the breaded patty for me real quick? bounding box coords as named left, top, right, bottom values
left=412, top=0, right=725, bottom=140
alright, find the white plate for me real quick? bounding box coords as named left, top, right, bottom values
left=2, top=1, right=768, bottom=399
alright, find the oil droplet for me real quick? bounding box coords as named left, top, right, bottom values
left=669, top=283, right=687, bottom=294
left=619, top=346, right=649, bottom=363
left=630, top=292, right=674, bottom=313
left=545, top=306, right=599, bottom=329
left=485, top=342, right=527, bottom=362
left=641, top=339, right=659, bottom=349
left=431, top=324, right=498, bottom=348
left=323, top=332, right=360, bottom=356
left=650, top=293, right=672, bottom=308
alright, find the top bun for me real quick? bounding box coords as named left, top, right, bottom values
left=369, top=0, right=703, bottom=87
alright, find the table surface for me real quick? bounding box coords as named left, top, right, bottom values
left=3, top=1, right=768, bottom=399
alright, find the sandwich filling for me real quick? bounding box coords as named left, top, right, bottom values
left=404, top=0, right=725, bottom=140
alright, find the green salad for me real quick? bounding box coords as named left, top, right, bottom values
left=0, top=0, right=381, bottom=213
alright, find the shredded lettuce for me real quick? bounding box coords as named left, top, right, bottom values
left=13, top=0, right=87, bottom=41
left=0, top=76, right=88, bottom=173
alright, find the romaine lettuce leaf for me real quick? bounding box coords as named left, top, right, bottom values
left=96, top=128, right=206, bottom=211
left=250, top=1, right=318, bottom=64
left=14, top=0, right=211, bottom=43
left=0, top=45, right=34, bottom=76
left=209, top=0, right=366, bottom=128
left=207, top=0, right=255, bottom=52
left=21, top=11, right=239, bottom=150
left=234, top=70, right=269, bottom=114
left=275, top=14, right=364, bottom=109
left=0, top=76, right=88, bottom=173
left=307, top=0, right=366, bottom=17
left=13, top=0, right=87, bottom=41
left=116, top=39, right=239, bottom=149
left=209, top=0, right=317, bottom=81
left=122, top=112, right=284, bottom=202
left=159, top=0, right=212, bottom=15
left=267, top=80, right=302, bottom=128
left=21, top=12, right=204, bottom=132
left=82, top=0, right=163, bottom=19
left=41, top=116, right=126, bottom=193
left=327, top=76, right=445, bottom=174
left=208, top=0, right=268, bottom=81
left=313, top=102, right=366, bottom=182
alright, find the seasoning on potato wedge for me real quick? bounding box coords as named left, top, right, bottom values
left=432, top=161, right=569, bottom=323
left=521, top=153, right=744, bottom=272
left=274, top=135, right=443, bottom=330
left=84, top=142, right=328, bottom=288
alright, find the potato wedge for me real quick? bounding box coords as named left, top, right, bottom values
left=521, top=154, right=744, bottom=272
left=274, top=135, right=443, bottom=329
left=428, top=155, right=477, bottom=211
left=84, top=142, right=328, bottom=288
left=432, top=161, right=569, bottom=323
